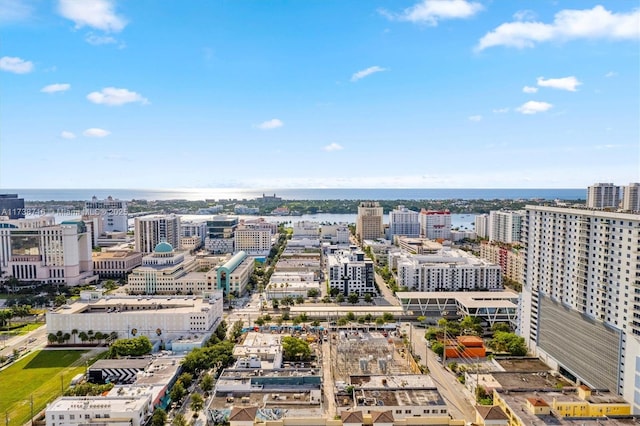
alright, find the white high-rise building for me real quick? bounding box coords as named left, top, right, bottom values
left=488, top=210, right=524, bottom=244
left=0, top=216, right=95, bottom=285
left=134, top=214, right=181, bottom=254
left=587, top=182, right=621, bottom=209
left=622, top=182, right=640, bottom=212
left=474, top=214, right=489, bottom=239
left=85, top=195, right=128, bottom=233
left=356, top=202, right=383, bottom=241
left=388, top=205, right=420, bottom=241
left=520, top=206, right=640, bottom=412
left=419, top=209, right=451, bottom=240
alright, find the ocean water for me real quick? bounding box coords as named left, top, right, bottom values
left=3, top=188, right=585, bottom=202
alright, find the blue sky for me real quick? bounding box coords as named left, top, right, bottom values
left=0, top=0, right=638, bottom=189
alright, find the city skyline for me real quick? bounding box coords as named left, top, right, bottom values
left=1, top=0, right=638, bottom=189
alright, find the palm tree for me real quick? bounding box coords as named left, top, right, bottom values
left=87, top=330, right=94, bottom=343
left=63, top=333, right=71, bottom=344
left=71, top=329, right=78, bottom=344
left=47, top=333, right=57, bottom=345
left=78, top=331, right=88, bottom=343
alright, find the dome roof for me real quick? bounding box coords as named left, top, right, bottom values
left=154, top=241, right=173, bottom=253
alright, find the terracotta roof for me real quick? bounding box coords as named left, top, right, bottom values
left=341, top=410, right=364, bottom=423
left=476, top=405, right=509, bottom=420
left=229, top=406, right=258, bottom=421
left=527, top=398, right=549, bottom=407
left=370, top=410, right=394, bottom=423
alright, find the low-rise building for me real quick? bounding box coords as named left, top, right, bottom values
left=92, top=250, right=143, bottom=279
left=216, top=251, right=254, bottom=296
left=46, top=395, right=152, bottom=426
left=46, top=293, right=223, bottom=342
left=265, top=271, right=320, bottom=300
left=395, top=249, right=502, bottom=292
left=479, top=242, right=524, bottom=285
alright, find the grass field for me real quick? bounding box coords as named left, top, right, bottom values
left=0, top=350, right=87, bottom=426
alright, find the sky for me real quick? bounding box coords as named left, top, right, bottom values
left=0, top=0, right=638, bottom=189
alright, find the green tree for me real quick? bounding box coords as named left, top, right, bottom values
left=172, top=414, right=188, bottom=426
left=335, top=294, right=344, bottom=303
left=170, top=381, right=186, bottom=403
left=151, top=409, right=167, bottom=426
left=201, top=373, right=214, bottom=393
left=255, top=317, right=266, bottom=326
left=382, top=312, right=394, bottom=323
left=295, top=295, right=304, bottom=305
left=307, top=288, right=319, bottom=298
left=431, top=342, right=445, bottom=357
left=190, top=393, right=204, bottom=414
left=109, top=336, right=153, bottom=357
left=282, top=336, right=311, bottom=361
left=364, top=293, right=373, bottom=304
left=459, top=316, right=483, bottom=335
left=345, top=312, right=355, bottom=321
left=54, top=294, right=67, bottom=307
left=348, top=293, right=359, bottom=305
left=178, top=372, right=193, bottom=388
left=491, top=322, right=511, bottom=333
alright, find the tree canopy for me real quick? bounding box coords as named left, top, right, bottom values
left=109, top=336, right=152, bottom=357
left=282, top=336, right=311, bottom=361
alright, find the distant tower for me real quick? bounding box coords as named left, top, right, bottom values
left=0, top=194, right=25, bottom=219
left=356, top=202, right=383, bottom=241
left=419, top=209, right=452, bottom=240
left=388, top=205, right=420, bottom=241
left=622, top=182, right=640, bottom=212
left=134, top=214, right=181, bottom=253
left=586, top=183, right=620, bottom=209
left=84, top=195, right=128, bottom=233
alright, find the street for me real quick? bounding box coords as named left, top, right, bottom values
left=404, top=323, right=476, bottom=423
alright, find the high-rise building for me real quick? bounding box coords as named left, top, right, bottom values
left=0, top=194, right=25, bottom=219
left=419, top=209, right=451, bottom=240
left=356, top=202, right=383, bottom=241
left=474, top=214, right=489, bottom=239
left=205, top=216, right=238, bottom=254
left=622, top=182, right=640, bottom=212
left=0, top=216, right=95, bottom=285
left=85, top=196, right=128, bottom=233
left=488, top=210, right=524, bottom=244
left=327, top=247, right=375, bottom=296
left=520, top=206, right=640, bottom=412
left=388, top=205, right=420, bottom=241
left=134, top=214, right=180, bottom=254
left=586, top=183, right=621, bottom=209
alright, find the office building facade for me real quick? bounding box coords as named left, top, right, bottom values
left=205, top=216, right=238, bottom=254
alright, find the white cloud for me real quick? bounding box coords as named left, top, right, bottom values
left=60, top=131, right=76, bottom=139
left=468, top=115, right=482, bottom=122
left=516, top=101, right=553, bottom=114
left=323, top=143, right=344, bottom=152
left=58, top=0, right=127, bottom=32
left=604, top=71, right=617, bottom=78
left=83, top=128, right=110, bottom=137
left=522, top=86, right=538, bottom=93
left=0, top=56, right=33, bottom=74
left=477, top=5, right=640, bottom=50
left=537, top=76, right=582, bottom=91
left=380, top=0, right=483, bottom=25
left=85, top=33, right=117, bottom=45
left=41, top=83, right=71, bottom=94
left=513, top=9, right=537, bottom=21
left=87, top=87, right=149, bottom=106
left=0, top=0, right=34, bottom=24
left=257, top=119, right=283, bottom=130
left=351, top=66, right=387, bottom=82
left=492, top=107, right=509, bottom=113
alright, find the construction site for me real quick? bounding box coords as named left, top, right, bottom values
left=331, top=328, right=420, bottom=380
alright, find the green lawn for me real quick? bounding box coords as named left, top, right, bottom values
left=0, top=350, right=87, bottom=426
